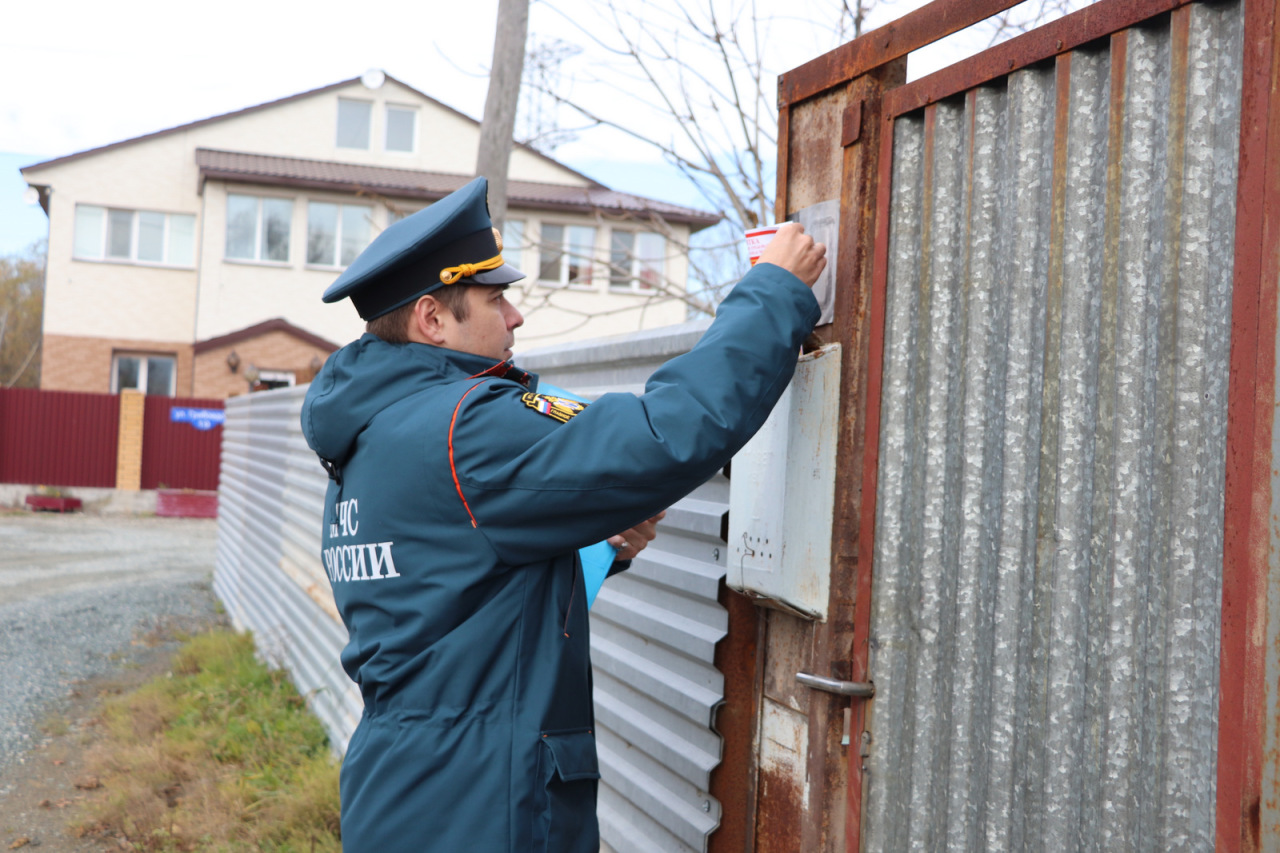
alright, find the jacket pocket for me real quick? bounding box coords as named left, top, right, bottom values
left=537, top=729, right=600, bottom=852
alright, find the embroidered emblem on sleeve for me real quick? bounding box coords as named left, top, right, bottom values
left=521, top=393, right=588, bottom=423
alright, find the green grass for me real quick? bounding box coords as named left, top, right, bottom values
left=79, top=630, right=341, bottom=851
left=39, top=711, right=70, bottom=737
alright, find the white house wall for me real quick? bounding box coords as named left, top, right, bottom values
left=184, top=78, right=589, bottom=185
left=194, top=180, right=368, bottom=345
left=195, top=184, right=695, bottom=348
left=508, top=214, right=693, bottom=349
left=30, top=75, right=700, bottom=365
left=40, top=131, right=201, bottom=341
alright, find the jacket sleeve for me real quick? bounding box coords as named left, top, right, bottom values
left=449, top=262, right=821, bottom=566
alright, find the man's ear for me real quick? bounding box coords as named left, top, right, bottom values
left=409, top=295, right=449, bottom=346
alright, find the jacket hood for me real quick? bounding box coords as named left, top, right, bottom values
left=301, top=333, right=520, bottom=467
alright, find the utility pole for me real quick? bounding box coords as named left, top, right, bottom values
left=476, top=0, right=530, bottom=230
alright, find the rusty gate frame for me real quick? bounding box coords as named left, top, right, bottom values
left=775, top=0, right=1280, bottom=850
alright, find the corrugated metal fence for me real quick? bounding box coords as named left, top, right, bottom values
left=864, top=2, right=1242, bottom=850
left=0, top=388, right=225, bottom=490
left=142, top=395, right=225, bottom=490
left=214, top=320, right=731, bottom=853
left=214, top=388, right=359, bottom=745
left=0, top=387, right=119, bottom=487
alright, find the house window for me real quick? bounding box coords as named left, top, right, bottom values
left=609, top=231, right=665, bottom=291
left=73, top=205, right=196, bottom=267
left=502, top=219, right=525, bottom=271
left=387, top=204, right=422, bottom=225
left=337, top=98, right=373, bottom=149
left=225, top=194, right=292, bottom=263
left=112, top=353, right=176, bottom=396
left=254, top=369, right=296, bottom=391
left=538, top=224, right=596, bottom=287
left=385, top=105, right=417, bottom=152
left=307, top=202, right=373, bottom=268
left=107, top=209, right=133, bottom=259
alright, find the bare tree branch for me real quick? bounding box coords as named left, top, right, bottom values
left=522, top=0, right=1066, bottom=330
left=4, top=339, right=39, bottom=389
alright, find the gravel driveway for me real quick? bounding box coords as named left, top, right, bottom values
left=0, top=511, right=221, bottom=777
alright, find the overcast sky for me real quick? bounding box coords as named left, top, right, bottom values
left=0, top=0, right=1064, bottom=255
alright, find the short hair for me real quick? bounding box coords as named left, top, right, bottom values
left=365, top=285, right=472, bottom=343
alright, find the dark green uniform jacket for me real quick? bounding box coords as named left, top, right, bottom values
left=300, top=263, right=819, bottom=852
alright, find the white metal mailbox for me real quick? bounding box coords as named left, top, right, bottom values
left=726, top=344, right=841, bottom=620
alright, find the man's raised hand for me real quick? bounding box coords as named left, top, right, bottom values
left=757, top=222, right=827, bottom=287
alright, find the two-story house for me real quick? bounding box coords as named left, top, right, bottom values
left=21, top=71, right=719, bottom=398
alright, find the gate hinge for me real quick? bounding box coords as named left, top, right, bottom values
left=842, top=100, right=864, bottom=147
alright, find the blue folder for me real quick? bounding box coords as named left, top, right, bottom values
left=539, top=382, right=618, bottom=609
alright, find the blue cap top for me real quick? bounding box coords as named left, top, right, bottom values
left=322, top=176, right=526, bottom=320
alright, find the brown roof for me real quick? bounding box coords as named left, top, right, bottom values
left=193, top=318, right=340, bottom=354
left=19, top=73, right=603, bottom=189
left=195, top=148, right=721, bottom=231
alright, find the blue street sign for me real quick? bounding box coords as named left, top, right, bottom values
left=170, top=407, right=225, bottom=431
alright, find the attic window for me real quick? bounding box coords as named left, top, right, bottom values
left=385, top=105, right=417, bottom=153
left=337, top=98, right=372, bottom=149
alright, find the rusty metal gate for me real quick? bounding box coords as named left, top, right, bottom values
left=770, top=0, right=1279, bottom=849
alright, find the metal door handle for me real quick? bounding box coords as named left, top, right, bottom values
left=796, top=672, right=874, bottom=698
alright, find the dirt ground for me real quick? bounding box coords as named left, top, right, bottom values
left=0, top=511, right=224, bottom=851
left=0, top=626, right=207, bottom=851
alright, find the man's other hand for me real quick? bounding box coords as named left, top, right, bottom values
left=757, top=222, right=827, bottom=287
left=608, top=511, right=666, bottom=561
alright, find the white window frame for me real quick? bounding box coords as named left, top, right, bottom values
left=111, top=352, right=177, bottom=396
left=224, top=193, right=293, bottom=265
left=72, top=204, right=196, bottom=268
left=336, top=97, right=373, bottom=150
left=537, top=223, right=597, bottom=290
left=254, top=369, right=296, bottom=390
left=306, top=201, right=374, bottom=269
left=384, top=103, right=418, bottom=153
left=502, top=218, right=526, bottom=272
left=608, top=230, right=666, bottom=293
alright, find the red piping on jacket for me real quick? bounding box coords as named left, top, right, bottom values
left=449, top=381, right=487, bottom=528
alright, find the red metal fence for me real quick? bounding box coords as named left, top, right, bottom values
left=140, top=396, right=224, bottom=491
left=0, top=387, right=120, bottom=488
left=0, top=388, right=224, bottom=491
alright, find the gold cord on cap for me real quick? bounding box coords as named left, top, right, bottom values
left=440, top=253, right=505, bottom=285
left=439, top=227, right=507, bottom=284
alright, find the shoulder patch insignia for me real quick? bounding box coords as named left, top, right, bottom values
left=521, top=392, right=588, bottom=423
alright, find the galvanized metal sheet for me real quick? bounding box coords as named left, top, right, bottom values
left=522, top=322, right=731, bottom=853
left=215, top=319, right=730, bottom=853
left=214, top=388, right=362, bottom=750
left=863, top=2, right=1243, bottom=850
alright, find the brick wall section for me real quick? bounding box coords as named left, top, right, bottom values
left=193, top=330, right=335, bottom=398
left=43, top=331, right=334, bottom=397
left=43, top=334, right=194, bottom=395
left=115, top=389, right=145, bottom=490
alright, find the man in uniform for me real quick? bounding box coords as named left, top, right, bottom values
left=302, top=176, right=825, bottom=852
